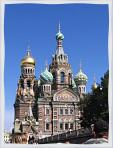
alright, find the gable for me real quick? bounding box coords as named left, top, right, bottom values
left=53, top=89, right=79, bottom=102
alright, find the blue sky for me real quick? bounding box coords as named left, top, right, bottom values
left=4, top=4, right=109, bottom=131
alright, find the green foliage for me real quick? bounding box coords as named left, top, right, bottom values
left=80, top=70, right=109, bottom=128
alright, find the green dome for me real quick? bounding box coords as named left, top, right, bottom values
left=56, top=32, right=64, bottom=40
left=74, top=69, right=88, bottom=85
left=40, top=67, right=53, bottom=84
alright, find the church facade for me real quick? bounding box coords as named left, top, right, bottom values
left=12, top=24, right=88, bottom=143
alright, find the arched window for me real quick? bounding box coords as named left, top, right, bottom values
left=27, top=80, right=30, bottom=87
left=60, top=108, right=63, bottom=115
left=61, top=72, right=65, bottom=83
left=60, top=123, right=63, bottom=130
left=20, top=80, right=24, bottom=89
left=65, top=123, right=68, bottom=130
left=70, top=123, right=74, bottom=130
left=46, top=108, right=49, bottom=115
left=68, top=73, right=72, bottom=85
left=46, top=123, right=50, bottom=130
left=65, top=108, right=68, bottom=114
left=52, top=72, right=56, bottom=83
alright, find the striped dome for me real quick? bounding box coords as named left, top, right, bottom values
left=40, top=67, right=53, bottom=84
left=56, top=32, right=64, bottom=40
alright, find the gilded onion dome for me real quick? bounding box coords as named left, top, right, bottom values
left=92, top=74, right=98, bottom=90
left=56, top=22, right=64, bottom=40
left=92, top=82, right=98, bottom=90
left=40, top=67, right=53, bottom=84
left=74, top=69, right=88, bottom=85
left=21, top=50, right=35, bottom=66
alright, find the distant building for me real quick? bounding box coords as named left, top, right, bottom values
left=12, top=23, right=88, bottom=143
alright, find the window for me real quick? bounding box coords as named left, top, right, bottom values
left=54, top=116, right=57, bottom=119
left=65, top=108, right=68, bottom=115
left=70, top=123, right=74, bottom=130
left=70, top=108, right=73, bottom=114
left=54, top=112, right=57, bottom=115
left=61, top=72, right=65, bottom=83
left=52, top=72, right=56, bottom=83
left=27, top=80, right=30, bottom=87
left=20, top=80, right=24, bottom=89
left=68, top=73, right=72, bottom=85
left=79, top=87, right=81, bottom=92
left=46, top=123, right=50, bottom=130
left=65, top=123, right=68, bottom=130
left=60, top=108, right=63, bottom=115
left=54, top=121, right=57, bottom=126
left=46, top=108, right=49, bottom=115
left=60, top=123, right=63, bottom=130
left=61, top=54, right=63, bottom=60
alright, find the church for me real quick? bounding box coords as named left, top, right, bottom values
left=11, top=24, right=89, bottom=143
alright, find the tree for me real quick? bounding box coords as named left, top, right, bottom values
left=80, top=70, right=109, bottom=128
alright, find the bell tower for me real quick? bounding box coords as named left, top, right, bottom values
left=49, top=23, right=72, bottom=90
left=14, top=47, right=36, bottom=121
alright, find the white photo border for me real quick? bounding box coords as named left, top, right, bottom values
left=0, top=0, right=112, bottom=148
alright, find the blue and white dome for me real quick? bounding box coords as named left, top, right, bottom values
left=56, top=32, right=64, bottom=40
left=40, top=67, right=53, bottom=84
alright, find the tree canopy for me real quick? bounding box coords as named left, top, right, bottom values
left=79, top=70, right=109, bottom=128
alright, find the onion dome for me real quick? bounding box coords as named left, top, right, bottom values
left=56, top=22, right=64, bottom=40
left=92, top=75, right=98, bottom=90
left=74, top=69, right=88, bottom=85
left=40, top=67, right=53, bottom=84
left=92, top=82, right=98, bottom=90
left=21, top=50, right=35, bottom=66
left=56, top=32, right=64, bottom=40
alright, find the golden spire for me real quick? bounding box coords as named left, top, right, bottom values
left=92, top=73, right=98, bottom=90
